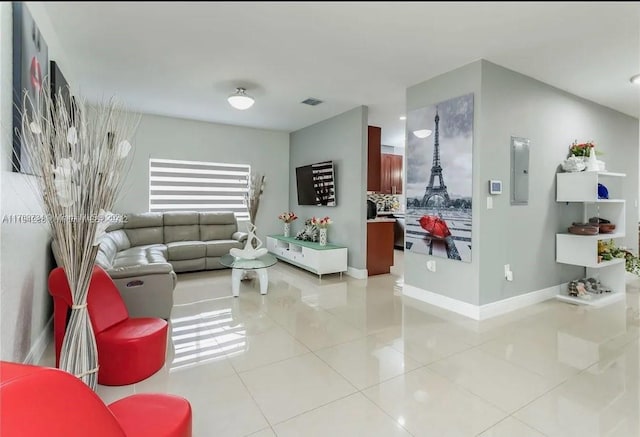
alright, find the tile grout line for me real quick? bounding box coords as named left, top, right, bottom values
left=310, top=346, right=421, bottom=436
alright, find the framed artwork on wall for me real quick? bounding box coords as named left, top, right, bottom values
left=405, top=93, right=474, bottom=263
left=12, top=2, right=49, bottom=174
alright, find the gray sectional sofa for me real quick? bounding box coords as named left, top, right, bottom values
left=95, top=211, right=247, bottom=319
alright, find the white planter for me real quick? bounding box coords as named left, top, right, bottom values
left=283, top=222, right=291, bottom=238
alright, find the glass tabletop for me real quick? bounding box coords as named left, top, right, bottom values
left=219, top=253, right=278, bottom=270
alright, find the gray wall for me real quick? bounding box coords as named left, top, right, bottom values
left=479, top=60, right=639, bottom=305
left=404, top=59, right=639, bottom=307
left=0, top=3, right=75, bottom=362
left=405, top=62, right=482, bottom=305
left=116, top=113, right=290, bottom=238
left=289, top=106, right=368, bottom=270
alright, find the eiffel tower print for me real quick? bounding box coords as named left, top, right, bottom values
left=421, top=108, right=451, bottom=207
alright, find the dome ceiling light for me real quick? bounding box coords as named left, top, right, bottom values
left=227, top=87, right=255, bottom=110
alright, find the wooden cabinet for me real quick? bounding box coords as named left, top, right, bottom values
left=367, top=220, right=395, bottom=276
left=367, top=126, right=381, bottom=192
left=380, top=153, right=403, bottom=194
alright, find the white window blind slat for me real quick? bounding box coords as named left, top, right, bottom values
left=149, top=158, right=250, bottom=216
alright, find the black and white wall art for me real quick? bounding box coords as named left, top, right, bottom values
left=12, top=2, right=49, bottom=174
left=405, top=93, right=474, bottom=262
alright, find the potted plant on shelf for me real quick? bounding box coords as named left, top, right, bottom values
left=312, top=216, right=332, bottom=246
left=278, top=212, right=298, bottom=237
left=598, top=240, right=640, bottom=275
left=566, top=140, right=604, bottom=172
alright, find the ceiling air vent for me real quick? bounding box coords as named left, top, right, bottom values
left=301, top=97, right=323, bottom=106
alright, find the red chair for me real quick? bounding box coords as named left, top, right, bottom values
left=49, top=266, right=168, bottom=385
left=0, top=361, right=191, bottom=437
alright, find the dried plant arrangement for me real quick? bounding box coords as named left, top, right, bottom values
left=17, top=85, right=139, bottom=389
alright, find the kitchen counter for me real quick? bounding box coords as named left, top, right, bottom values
left=367, top=218, right=396, bottom=223
left=376, top=211, right=404, bottom=217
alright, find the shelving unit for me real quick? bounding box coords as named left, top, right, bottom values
left=555, top=171, right=626, bottom=306
left=266, top=235, right=347, bottom=278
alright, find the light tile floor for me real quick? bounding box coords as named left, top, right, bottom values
left=41, top=252, right=640, bottom=436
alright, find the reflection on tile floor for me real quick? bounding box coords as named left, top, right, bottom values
left=40, top=257, right=640, bottom=436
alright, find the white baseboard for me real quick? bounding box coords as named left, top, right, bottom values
left=24, top=315, right=53, bottom=365
left=345, top=267, right=368, bottom=279
left=403, top=284, right=481, bottom=319
left=403, top=283, right=561, bottom=320
left=479, top=284, right=562, bottom=319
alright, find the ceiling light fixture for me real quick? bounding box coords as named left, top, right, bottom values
left=630, top=74, right=640, bottom=85
left=413, top=129, right=432, bottom=138
left=399, top=116, right=407, bottom=120
left=227, top=87, right=255, bottom=110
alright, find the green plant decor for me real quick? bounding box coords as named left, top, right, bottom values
left=598, top=240, right=640, bottom=275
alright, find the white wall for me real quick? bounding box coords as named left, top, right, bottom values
left=116, top=113, right=290, bottom=238
left=479, top=60, right=639, bottom=304
left=405, top=62, right=482, bottom=305
left=0, top=2, right=75, bottom=362
left=404, top=59, right=639, bottom=309
left=289, top=106, right=368, bottom=271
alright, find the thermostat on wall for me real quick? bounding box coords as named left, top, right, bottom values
left=489, top=180, right=502, bottom=195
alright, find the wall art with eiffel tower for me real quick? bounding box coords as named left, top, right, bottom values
left=405, top=93, right=473, bottom=262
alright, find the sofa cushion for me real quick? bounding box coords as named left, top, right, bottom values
left=107, top=230, right=131, bottom=251
left=200, top=224, right=236, bottom=241
left=117, top=244, right=167, bottom=259
left=164, top=225, right=199, bottom=243
left=95, top=251, right=113, bottom=270
left=99, top=237, right=119, bottom=262
left=124, top=212, right=164, bottom=228
left=204, top=240, right=243, bottom=257
left=164, top=212, right=199, bottom=226
left=125, top=227, right=164, bottom=246
left=171, top=259, right=206, bottom=273
left=105, top=221, right=124, bottom=232
left=166, top=241, right=206, bottom=261
left=123, top=213, right=164, bottom=246
left=107, top=263, right=174, bottom=279
left=199, top=212, right=236, bottom=225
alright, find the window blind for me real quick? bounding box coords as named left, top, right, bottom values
left=149, top=158, right=250, bottom=220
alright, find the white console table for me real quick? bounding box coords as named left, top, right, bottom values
left=266, top=235, right=347, bottom=279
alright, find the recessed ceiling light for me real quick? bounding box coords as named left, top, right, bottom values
left=399, top=116, right=406, bottom=120
left=413, top=129, right=432, bottom=138
left=630, top=74, right=640, bottom=85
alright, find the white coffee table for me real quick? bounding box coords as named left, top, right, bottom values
left=219, top=253, right=278, bottom=297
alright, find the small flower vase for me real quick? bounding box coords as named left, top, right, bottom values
left=586, top=148, right=599, bottom=172
left=319, top=228, right=327, bottom=246
left=283, top=222, right=291, bottom=238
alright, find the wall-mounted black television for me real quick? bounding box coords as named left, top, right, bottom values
left=295, top=160, right=336, bottom=206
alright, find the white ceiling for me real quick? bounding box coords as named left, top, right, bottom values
left=43, top=1, right=640, bottom=148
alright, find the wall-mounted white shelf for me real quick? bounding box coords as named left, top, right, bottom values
left=557, top=171, right=626, bottom=202
left=555, top=171, right=626, bottom=306
left=556, top=289, right=625, bottom=307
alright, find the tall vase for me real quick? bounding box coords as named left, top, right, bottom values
left=283, top=222, right=291, bottom=238
left=319, top=228, right=327, bottom=246
left=586, top=147, right=599, bottom=172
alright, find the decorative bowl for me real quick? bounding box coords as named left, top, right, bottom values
left=598, top=223, right=616, bottom=234
left=568, top=224, right=599, bottom=235
left=561, top=156, right=586, bottom=173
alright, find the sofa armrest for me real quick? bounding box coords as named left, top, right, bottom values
left=232, top=232, right=248, bottom=243
left=106, top=263, right=174, bottom=279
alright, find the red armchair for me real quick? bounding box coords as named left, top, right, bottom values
left=49, top=266, right=168, bottom=385
left=0, top=361, right=191, bottom=437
